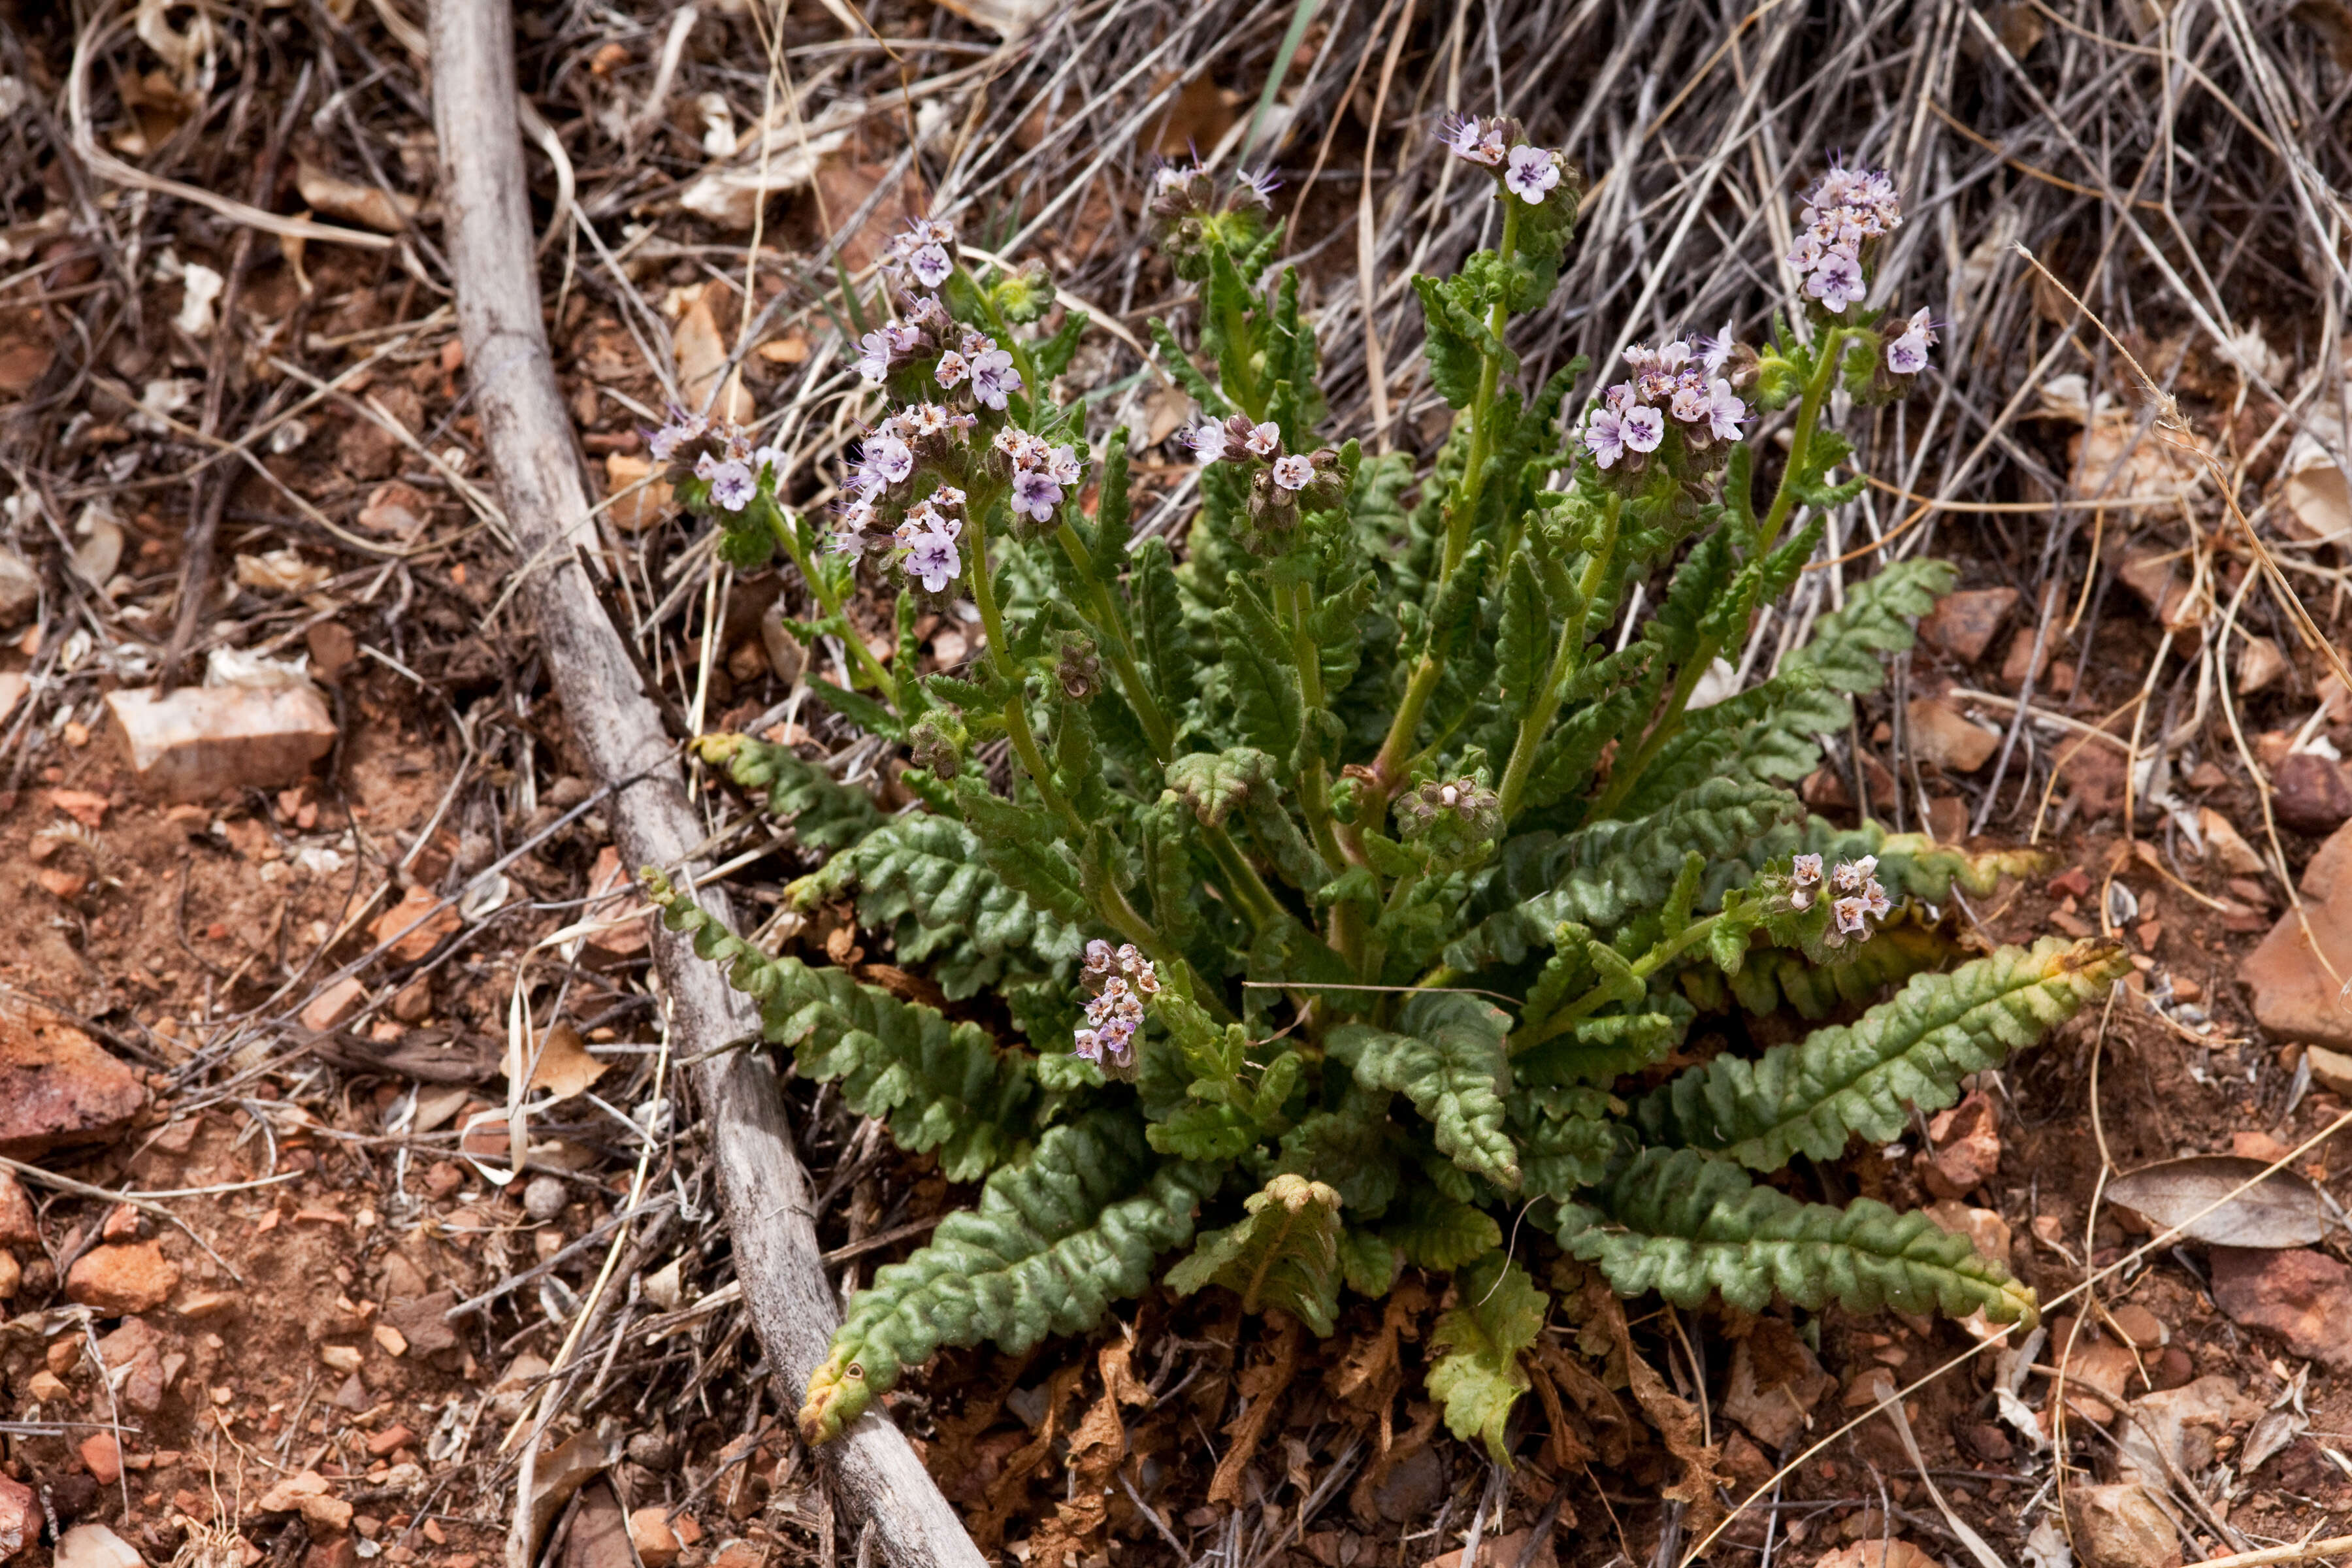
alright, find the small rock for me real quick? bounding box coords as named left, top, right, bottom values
left=1907, top=697, right=2002, bottom=772
left=2306, top=1044, right=2352, bottom=1098
left=1921, top=1090, right=2001, bottom=1198
left=1919, top=587, right=2019, bottom=663
left=105, top=684, right=338, bottom=803
left=52, top=1523, right=142, bottom=1568
left=1999, top=625, right=2055, bottom=689
left=1925, top=795, right=1968, bottom=843
left=368, top=885, right=460, bottom=964
left=389, top=977, right=434, bottom=1024
left=0, top=1474, right=33, bottom=1559
left=301, top=977, right=368, bottom=1034
left=2237, top=634, right=2291, bottom=694
left=2109, top=1303, right=2166, bottom=1348
left=306, top=621, right=359, bottom=685
left=0, top=1169, right=35, bottom=1245
left=2065, top=1482, right=2181, bottom=1568
left=382, top=1290, right=461, bottom=1358
left=319, top=1344, right=363, bottom=1373
left=371, top=1322, right=408, bottom=1358
left=78, top=1433, right=122, bottom=1484
left=0, top=1249, right=16, bottom=1301
left=2212, top=1247, right=2352, bottom=1370
left=0, top=998, right=148, bottom=1158
left=626, top=1429, right=676, bottom=1471
left=2274, top=753, right=2352, bottom=836
left=1369, top=1444, right=1444, bottom=1524
left=304, top=1541, right=358, bottom=1568
left=98, top=1319, right=167, bottom=1414
left=172, top=1289, right=240, bottom=1321
left=26, top=1369, right=67, bottom=1403
left=257, top=1470, right=334, bottom=1514
left=629, top=1507, right=683, bottom=1568
left=523, top=1175, right=568, bottom=1223
left=2238, top=892, right=2352, bottom=1047
left=0, top=550, right=36, bottom=629
left=1923, top=1201, right=2013, bottom=1267
left=366, top=1424, right=416, bottom=1458
left=65, top=1242, right=178, bottom=1314
left=1801, top=755, right=1897, bottom=811
left=0, top=672, right=25, bottom=727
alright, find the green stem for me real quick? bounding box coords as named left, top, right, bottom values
left=1053, top=522, right=1175, bottom=763
left=1588, top=328, right=1849, bottom=820
left=765, top=504, right=898, bottom=706
left=1364, top=199, right=1525, bottom=816
left=1201, top=817, right=1286, bottom=932
left=1497, top=493, right=1621, bottom=819
left=966, top=498, right=1084, bottom=838
left=1512, top=908, right=1730, bottom=1051
left=957, top=261, right=1046, bottom=433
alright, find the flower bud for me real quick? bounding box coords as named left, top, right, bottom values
left=907, top=707, right=967, bottom=780
left=1054, top=634, right=1102, bottom=702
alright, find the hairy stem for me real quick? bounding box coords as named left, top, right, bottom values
left=1590, top=329, right=1848, bottom=819
left=1054, top=521, right=1176, bottom=762
left=764, top=504, right=898, bottom=706
left=1514, top=908, right=1729, bottom=1051
left=967, top=499, right=1084, bottom=837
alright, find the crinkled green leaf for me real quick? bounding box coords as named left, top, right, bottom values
left=1330, top=992, right=1520, bottom=1190
left=1166, top=1173, right=1345, bottom=1335
left=1427, top=1251, right=1546, bottom=1465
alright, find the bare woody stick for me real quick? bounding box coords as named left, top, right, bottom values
left=422, top=7, right=985, bottom=1567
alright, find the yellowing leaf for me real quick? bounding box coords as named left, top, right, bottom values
left=1165, top=1173, right=1344, bottom=1335
left=1426, top=1250, right=1546, bottom=1465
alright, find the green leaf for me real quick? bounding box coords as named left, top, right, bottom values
left=1215, top=578, right=1303, bottom=770
left=1426, top=1251, right=1546, bottom=1465
left=1134, top=537, right=1196, bottom=715
left=1563, top=1147, right=2036, bottom=1322
left=700, top=735, right=883, bottom=855
left=955, top=777, right=1088, bottom=923
left=1638, top=937, right=2131, bottom=1169
left=1166, top=1172, right=1345, bottom=1335
left=1339, top=1228, right=1402, bottom=1297
left=1165, top=747, right=1275, bottom=827
left=847, top=813, right=1087, bottom=998
left=1496, top=553, right=1551, bottom=719
left=1090, top=427, right=1134, bottom=579
left=806, top=676, right=903, bottom=740
left=1330, top=992, right=1520, bottom=1190
left=800, top=1111, right=1217, bottom=1441
left=1381, top=1183, right=1503, bottom=1271
left=1509, top=1084, right=1619, bottom=1199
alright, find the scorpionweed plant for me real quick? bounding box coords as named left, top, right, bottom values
left=644, top=132, right=2127, bottom=1458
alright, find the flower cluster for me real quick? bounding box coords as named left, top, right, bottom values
left=1438, top=114, right=1567, bottom=205
left=1392, top=776, right=1503, bottom=872
left=1074, top=939, right=1160, bottom=1069
left=1789, top=852, right=1894, bottom=943
left=994, top=427, right=1083, bottom=527
left=1786, top=161, right=1903, bottom=314
left=1582, top=336, right=1748, bottom=470
left=881, top=216, right=957, bottom=290
left=647, top=405, right=785, bottom=515
left=1147, top=161, right=1280, bottom=281
left=1180, top=414, right=1343, bottom=544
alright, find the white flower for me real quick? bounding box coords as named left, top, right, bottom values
left=753, top=445, right=785, bottom=480
left=1886, top=308, right=1938, bottom=376
left=904, top=531, right=962, bottom=593
left=1438, top=113, right=1507, bottom=166
left=1242, top=421, right=1281, bottom=457
left=1705, top=380, right=1748, bottom=442
left=1701, top=323, right=1736, bottom=375
left=1670, top=382, right=1713, bottom=426
left=1504, top=146, right=1561, bottom=204
left=706, top=459, right=753, bottom=512
left=1270, top=453, right=1313, bottom=491
left=1863, top=879, right=1893, bottom=919
left=903, top=402, right=950, bottom=438
left=1833, top=896, right=1870, bottom=935
left=1183, top=423, right=1227, bottom=462
left=860, top=432, right=913, bottom=488
left=970, top=348, right=1021, bottom=410
left=648, top=406, right=706, bottom=460
left=934, top=350, right=970, bottom=388
left=854, top=328, right=894, bottom=384
left=907, top=243, right=953, bottom=289
left=1791, top=853, right=1823, bottom=885
left=1621, top=405, right=1665, bottom=453
left=1045, top=446, right=1081, bottom=486
left=1806, top=250, right=1866, bottom=312
left=1584, top=406, right=1629, bottom=468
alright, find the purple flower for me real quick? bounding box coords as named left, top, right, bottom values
left=859, top=432, right=913, bottom=489
left=904, top=531, right=962, bottom=593
left=1235, top=166, right=1281, bottom=206
left=1670, top=382, right=1712, bottom=426
left=1045, top=446, right=1081, bottom=486
left=1505, top=146, right=1561, bottom=204
left=648, top=406, right=706, bottom=461
left=1183, top=423, right=1227, bottom=462
left=934, top=350, right=970, bottom=388
left=1438, top=113, right=1507, bottom=166
left=1791, top=853, right=1823, bottom=886
left=1705, top=379, right=1748, bottom=442
left=1011, top=469, right=1064, bottom=522
left=1863, top=880, right=1893, bottom=919
left=1271, top=453, right=1313, bottom=491
left=1700, top=323, right=1736, bottom=376
left=1621, top=405, right=1665, bottom=453
left=907, top=244, right=953, bottom=289
left=706, top=458, right=754, bottom=512
left=1887, top=308, right=1937, bottom=375
left=1584, top=406, right=1629, bottom=468
left=1242, top=421, right=1281, bottom=457
left=824, top=531, right=862, bottom=556
left=970, top=348, right=1021, bottom=410
left=855, top=328, right=894, bottom=384
left=1833, top=896, right=1870, bottom=935
left=1806, top=250, right=1866, bottom=312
